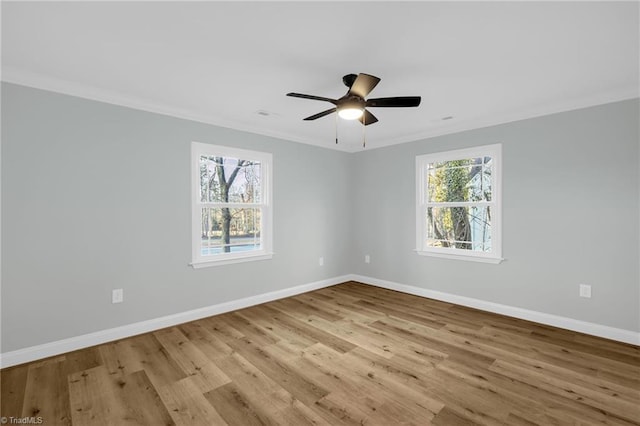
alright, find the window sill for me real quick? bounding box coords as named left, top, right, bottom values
left=415, top=249, right=503, bottom=264
left=190, top=252, right=274, bottom=269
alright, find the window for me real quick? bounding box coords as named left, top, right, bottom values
left=416, top=144, right=502, bottom=263
left=191, top=142, right=272, bottom=268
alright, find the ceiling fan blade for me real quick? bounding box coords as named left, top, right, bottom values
left=366, top=96, right=421, bottom=108
left=287, top=93, right=337, bottom=104
left=348, top=73, right=381, bottom=98
left=303, top=108, right=337, bottom=121
left=359, top=109, right=378, bottom=126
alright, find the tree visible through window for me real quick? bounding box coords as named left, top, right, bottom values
left=416, top=144, right=502, bottom=263
left=200, top=156, right=261, bottom=254
left=192, top=143, right=272, bottom=267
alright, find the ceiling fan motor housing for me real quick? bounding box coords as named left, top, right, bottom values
left=338, top=95, right=365, bottom=111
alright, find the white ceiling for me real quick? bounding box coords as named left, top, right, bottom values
left=2, top=1, right=638, bottom=152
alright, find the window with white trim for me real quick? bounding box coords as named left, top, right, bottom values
left=416, top=144, right=502, bottom=263
left=191, top=142, right=272, bottom=268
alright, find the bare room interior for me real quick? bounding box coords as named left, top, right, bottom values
left=1, top=2, right=639, bottom=425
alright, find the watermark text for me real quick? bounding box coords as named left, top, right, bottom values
left=0, top=417, right=44, bottom=425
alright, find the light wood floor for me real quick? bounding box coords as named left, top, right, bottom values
left=2, top=281, right=639, bottom=425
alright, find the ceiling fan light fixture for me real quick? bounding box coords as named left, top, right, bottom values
left=338, top=96, right=365, bottom=120
left=338, top=107, right=364, bottom=120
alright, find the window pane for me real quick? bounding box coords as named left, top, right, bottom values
left=427, top=157, right=491, bottom=202
left=200, top=207, right=262, bottom=256
left=199, top=156, right=262, bottom=203
left=427, top=206, right=492, bottom=252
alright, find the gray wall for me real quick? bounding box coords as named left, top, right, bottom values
left=2, top=84, right=638, bottom=354
left=351, top=99, right=639, bottom=332
left=1, top=83, right=352, bottom=352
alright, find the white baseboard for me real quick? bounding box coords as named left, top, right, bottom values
left=349, top=274, right=640, bottom=346
left=0, top=275, right=349, bottom=368
left=2, top=273, right=637, bottom=368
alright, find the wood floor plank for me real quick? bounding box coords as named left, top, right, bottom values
left=289, top=344, right=391, bottom=412
left=22, top=358, right=72, bottom=425
left=355, top=299, right=450, bottom=330
left=258, top=304, right=357, bottom=354
left=313, top=392, right=375, bottom=426
left=204, top=382, right=278, bottom=426
left=417, top=367, right=513, bottom=425
left=530, top=329, right=640, bottom=367
left=224, top=337, right=329, bottom=406
left=305, top=315, right=413, bottom=359
left=293, top=293, right=384, bottom=325
left=491, top=359, right=640, bottom=424
left=573, top=333, right=640, bottom=359
left=436, top=359, right=575, bottom=425
left=114, top=370, right=175, bottom=426
left=68, top=366, right=174, bottom=426
left=349, top=284, right=501, bottom=332
left=301, top=343, right=444, bottom=423
left=480, top=324, right=640, bottom=388
left=178, top=322, right=235, bottom=362
left=68, top=365, right=119, bottom=426
left=0, top=363, right=29, bottom=419
left=153, top=327, right=231, bottom=393
left=494, top=349, right=640, bottom=405
left=206, top=378, right=332, bottom=426
left=369, top=317, right=496, bottom=369
left=444, top=354, right=635, bottom=425
left=63, top=347, right=102, bottom=375
left=2, top=281, right=639, bottom=425
left=98, top=339, right=145, bottom=379
left=432, top=406, right=482, bottom=426
left=275, top=397, right=332, bottom=426
left=157, top=379, right=227, bottom=425
left=341, top=348, right=444, bottom=420
left=218, top=312, right=281, bottom=347
left=211, top=350, right=327, bottom=425
left=123, top=334, right=187, bottom=389
left=234, top=307, right=316, bottom=350
left=270, top=297, right=342, bottom=322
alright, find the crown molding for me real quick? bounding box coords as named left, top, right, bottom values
left=2, top=67, right=638, bottom=153
left=1, top=67, right=354, bottom=152
left=364, top=88, right=640, bottom=151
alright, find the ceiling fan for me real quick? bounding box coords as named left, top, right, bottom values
left=286, top=73, right=421, bottom=127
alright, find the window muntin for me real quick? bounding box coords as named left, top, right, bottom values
left=417, top=144, right=502, bottom=263
left=192, top=143, right=272, bottom=267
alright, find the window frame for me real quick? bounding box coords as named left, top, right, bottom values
left=191, top=142, right=273, bottom=268
left=415, top=143, right=503, bottom=264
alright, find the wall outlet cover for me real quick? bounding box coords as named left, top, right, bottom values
left=112, top=288, right=124, bottom=304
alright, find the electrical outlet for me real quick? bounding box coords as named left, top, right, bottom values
left=112, top=288, right=124, bottom=304
left=579, top=284, right=591, bottom=298
left=365, top=255, right=370, bottom=264
left=319, top=257, right=324, bottom=266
